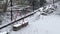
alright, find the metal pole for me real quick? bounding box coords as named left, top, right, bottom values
left=53, top=0, right=54, bottom=4
left=10, top=0, right=13, bottom=21
left=33, top=0, right=34, bottom=11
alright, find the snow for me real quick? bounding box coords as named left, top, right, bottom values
left=22, top=21, right=28, bottom=24
left=9, top=12, right=60, bottom=34
left=10, top=2, right=60, bottom=34
left=1, top=1, right=60, bottom=34
left=0, top=31, right=8, bottom=34
left=13, top=24, right=22, bottom=27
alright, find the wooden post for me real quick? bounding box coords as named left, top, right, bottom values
left=22, top=18, right=25, bottom=24
left=53, top=0, right=54, bottom=4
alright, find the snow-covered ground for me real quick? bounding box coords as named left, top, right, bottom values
left=0, top=7, right=33, bottom=27
left=9, top=12, right=60, bottom=34
left=1, top=1, right=60, bottom=34
left=9, top=2, right=60, bottom=34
